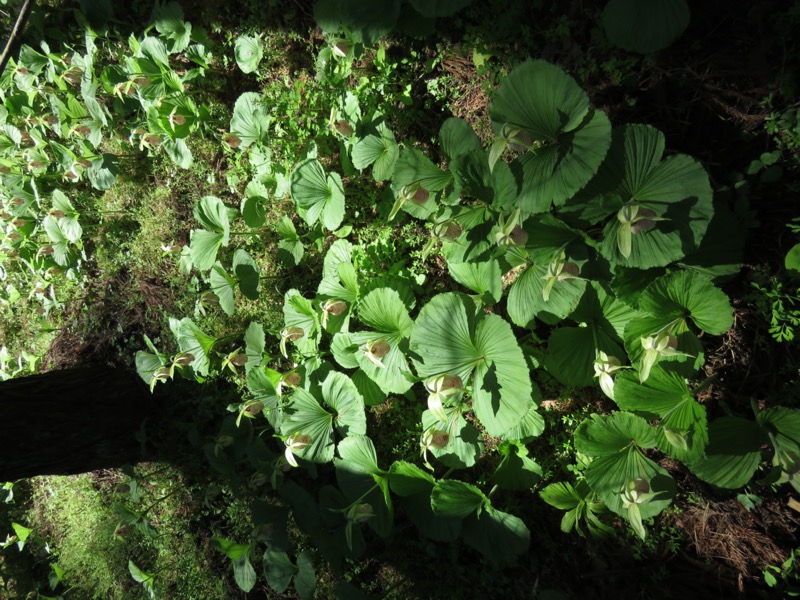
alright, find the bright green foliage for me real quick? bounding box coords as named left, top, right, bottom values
left=411, top=292, right=536, bottom=437
left=20, top=9, right=762, bottom=590
left=490, top=60, right=612, bottom=212
left=280, top=371, right=366, bottom=463
left=291, top=159, right=345, bottom=230
left=235, top=36, right=264, bottom=73
left=229, top=92, right=270, bottom=148
left=567, top=124, right=714, bottom=269
left=575, top=413, right=676, bottom=538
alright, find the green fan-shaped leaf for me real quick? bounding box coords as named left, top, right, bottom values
left=235, top=35, right=263, bottom=73
left=462, top=508, right=530, bottom=565
left=614, top=366, right=691, bottom=416
left=623, top=270, right=730, bottom=378
left=431, top=480, right=487, bottom=518
left=244, top=322, right=265, bottom=372
left=490, top=60, right=611, bottom=212
left=521, top=214, right=586, bottom=262
left=281, top=388, right=335, bottom=463
left=499, top=402, right=545, bottom=443
left=352, top=127, right=398, bottom=181
left=153, top=1, right=191, bottom=52
left=170, top=317, right=216, bottom=376
left=440, top=117, right=482, bottom=162
left=230, top=92, right=270, bottom=148
left=393, top=147, right=453, bottom=192
left=291, top=159, right=345, bottom=230
left=295, top=552, right=316, bottom=600
left=210, top=263, right=236, bottom=315
left=334, top=288, right=415, bottom=393
left=638, top=270, right=732, bottom=335
left=545, top=282, right=630, bottom=388
left=332, top=331, right=414, bottom=394
left=575, top=412, right=658, bottom=456
left=447, top=259, right=502, bottom=305
left=614, top=366, right=707, bottom=461
left=388, top=461, right=435, bottom=496
left=322, top=371, right=366, bottom=437
left=493, top=444, right=542, bottom=490
left=584, top=445, right=676, bottom=520
left=43, top=217, right=75, bottom=267
left=140, top=36, right=170, bottom=67
left=623, top=315, right=704, bottom=379
left=507, top=262, right=587, bottom=327
left=687, top=416, right=763, bottom=489
left=759, top=407, right=800, bottom=443
left=233, top=249, right=259, bottom=300
left=190, top=230, right=224, bottom=271
left=451, top=150, right=518, bottom=211
left=545, top=325, right=624, bottom=388
left=610, top=266, right=665, bottom=308
left=336, top=434, right=382, bottom=475
left=576, top=415, right=675, bottom=522
left=51, top=189, right=81, bottom=243
left=602, top=0, right=690, bottom=54
left=283, top=289, right=319, bottom=357
left=193, top=196, right=231, bottom=239
left=573, top=125, right=713, bottom=268
left=88, top=153, right=120, bottom=190
left=421, top=409, right=484, bottom=469
left=357, top=287, right=413, bottom=337
left=351, top=369, right=386, bottom=406
left=411, top=293, right=534, bottom=436
left=163, top=138, right=193, bottom=169
left=263, top=550, right=296, bottom=593
left=277, top=233, right=304, bottom=268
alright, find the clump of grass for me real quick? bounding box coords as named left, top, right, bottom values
left=27, top=465, right=238, bottom=600
left=30, top=474, right=135, bottom=599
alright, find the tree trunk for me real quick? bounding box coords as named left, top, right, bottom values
left=0, top=365, right=158, bottom=481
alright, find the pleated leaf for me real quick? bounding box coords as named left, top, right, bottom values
left=411, top=293, right=534, bottom=436
left=490, top=60, right=611, bottom=212
left=687, top=416, right=763, bottom=489
left=291, top=159, right=345, bottom=231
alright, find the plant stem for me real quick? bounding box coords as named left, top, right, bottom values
left=141, top=487, right=181, bottom=515
left=0, top=0, right=35, bottom=76
left=692, top=374, right=717, bottom=396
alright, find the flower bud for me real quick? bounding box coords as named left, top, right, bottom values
left=346, top=503, right=374, bottom=524
left=333, top=120, right=353, bottom=137
left=223, top=133, right=241, bottom=148
left=244, top=401, right=264, bottom=415
left=332, top=41, right=349, bottom=58
left=230, top=353, right=248, bottom=367
left=281, top=371, right=301, bottom=388
left=364, top=339, right=390, bottom=368
left=216, top=435, right=234, bottom=448
left=173, top=352, right=194, bottom=366
left=282, top=327, right=305, bottom=342
left=433, top=220, right=462, bottom=241
left=621, top=477, right=651, bottom=506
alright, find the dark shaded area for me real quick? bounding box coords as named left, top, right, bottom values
left=0, top=365, right=156, bottom=481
